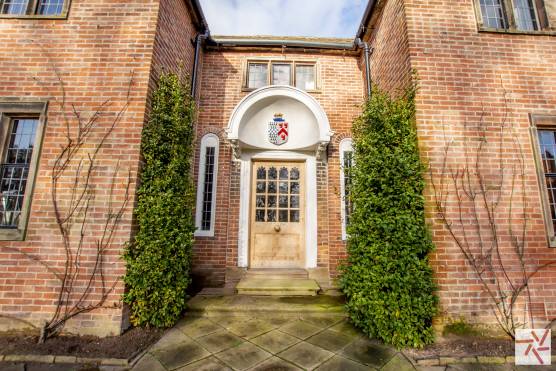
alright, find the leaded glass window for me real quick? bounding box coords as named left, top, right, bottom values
left=340, top=139, right=353, bottom=240
left=538, top=130, right=556, bottom=233
left=247, top=63, right=268, bottom=89
left=272, top=64, right=291, bottom=86
left=37, top=0, right=64, bottom=15
left=295, top=65, right=316, bottom=91
left=195, top=134, right=219, bottom=236
left=0, top=0, right=28, bottom=14
left=513, top=0, right=538, bottom=30
left=479, top=0, right=508, bottom=28
left=254, top=164, right=301, bottom=223
left=0, top=118, right=38, bottom=228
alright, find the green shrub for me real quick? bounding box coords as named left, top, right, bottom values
left=340, top=85, right=437, bottom=348
left=123, top=72, right=196, bottom=327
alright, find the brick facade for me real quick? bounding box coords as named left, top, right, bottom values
left=0, top=0, right=201, bottom=336
left=2, top=0, right=555, bottom=335
left=364, top=0, right=556, bottom=327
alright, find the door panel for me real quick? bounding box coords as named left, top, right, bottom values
left=250, top=161, right=305, bottom=268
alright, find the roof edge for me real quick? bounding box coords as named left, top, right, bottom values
left=208, top=37, right=355, bottom=51
left=355, top=0, right=378, bottom=40
left=190, top=0, right=209, bottom=32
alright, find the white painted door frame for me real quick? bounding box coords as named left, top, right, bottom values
left=237, top=150, right=318, bottom=268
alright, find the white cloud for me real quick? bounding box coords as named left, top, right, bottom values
left=199, top=0, right=366, bottom=38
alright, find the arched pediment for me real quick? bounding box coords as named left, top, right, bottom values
left=226, top=86, right=332, bottom=158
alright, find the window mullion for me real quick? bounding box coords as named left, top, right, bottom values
left=503, top=0, right=517, bottom=28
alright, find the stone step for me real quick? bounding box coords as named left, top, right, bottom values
left=236, top=278, right=320, bottom=296
left=187, top=294, right=344, bottom=315
left=244, top=268, right=308, bottom=280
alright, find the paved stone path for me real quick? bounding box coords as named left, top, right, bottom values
left=132, top=312, right=415, bottom=371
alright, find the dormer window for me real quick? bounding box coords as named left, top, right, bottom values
left=0, top=0, right=68, bottom=17
left=245, top=60, right=317, bottom=91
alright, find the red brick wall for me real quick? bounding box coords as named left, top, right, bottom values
left=365, top=0, right=412, bottom=94
left=397, top=0, right=556, bottom=326
left=195, top=49, right=365, bottom=285
left=0, top=0, right=199, bottom=336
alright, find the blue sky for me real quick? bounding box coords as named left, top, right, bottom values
left=199, top=0, right=367, bottom=38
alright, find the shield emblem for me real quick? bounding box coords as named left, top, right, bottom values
left=268, top=113, right=288, bottom=145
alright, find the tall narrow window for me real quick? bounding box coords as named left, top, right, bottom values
left=513, top=0, right=538, bottom=30
left=340, top=139, right=353, bottom=240
left=195, top=134, right=219, bottom=236
left=247, top=63, right=268, bottom=89
left=479, top=0, right=508, bottom=28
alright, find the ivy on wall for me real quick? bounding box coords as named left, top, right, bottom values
left=340, top=85, right=438, bottom=348
left=123, top=72, right=196, bottom=327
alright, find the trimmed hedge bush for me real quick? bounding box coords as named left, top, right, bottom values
left=123, top=73, right=196, bottom=327
left=340, top=86, right=437, bottom=348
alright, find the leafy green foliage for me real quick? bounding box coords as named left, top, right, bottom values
left=340, top=86, right=437, bottom=348
left=123, top=73, right=196, bottom=327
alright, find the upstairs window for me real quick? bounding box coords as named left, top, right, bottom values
left=272, top=63, right=291, bottom=86
left=295, top=64, right=316, bottom=91
left=0, top=0, right=68, bottom=16
left=246, top=60, right=317, bottom=91
left=476, top=0, right=549, bottom=32
left=247, top=63, right=268, bottom=90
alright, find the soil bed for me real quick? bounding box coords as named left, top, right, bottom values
left=0, top=326, right=163, bottom=359
left=405, top=334, right=556, bottom=359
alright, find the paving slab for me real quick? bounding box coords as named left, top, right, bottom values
left=216, top=342, right=272, bottom=370
left=306, top=329, right=355, bottom=352
left=278, top=341, right=334, bottom=370
left=328, top=320, right=361, bottom=338
left=150, top=328, right=192, bottom=351
left=315, top=355, right=372, bottom=371
left=179, top=318, right=222, bottom=339
left=130, top=354, right=166, bottom=371
left=340, top=338, right=397, bottom=368
left=299, top=315, right=345, bottom=329
left=249, top=356, right=302, bottom=370
left=250, top=329, right=300, bottom=354
left=197, top=329, right=244, bottom=353
left=381, top=354, right=416, bottom=371
left=152, top=340, right=211, bottom=370
left=227, top=319, right=275, bottom=339
left=279, top=320, right=324, bottom=340
left=0, top=363, right=24, bottom=371
left=416, top=366, right=446, bottom=371
left=177, top=356, right=232, bottom=371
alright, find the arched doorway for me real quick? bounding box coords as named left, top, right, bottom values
left=227, top=85, right=332, bottom=269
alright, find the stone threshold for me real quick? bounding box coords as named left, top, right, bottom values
left=414, top=354, right=556, bottom=366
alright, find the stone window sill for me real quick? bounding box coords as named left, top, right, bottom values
left=0, top=14, right=68, bottom=19
left=478, top=27, right=556, bottom=36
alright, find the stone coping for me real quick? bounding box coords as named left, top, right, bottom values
left=414, top=354, right=556, bottom=366
left=0, top=353, right=134, bottom=367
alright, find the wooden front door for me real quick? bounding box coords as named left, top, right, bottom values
left=250, top=161, right=305, bottom=268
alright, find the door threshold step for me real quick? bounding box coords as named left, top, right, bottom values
left=236, top=278, right=320, bottom=296
left=245, top=268, right=308, bottom=280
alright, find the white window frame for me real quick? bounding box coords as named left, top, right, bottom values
left=339, top=138, right=353, bottom=241
left=195, top=133, right=219, bottom=237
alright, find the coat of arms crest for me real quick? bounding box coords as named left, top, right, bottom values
left=268, top=113, right=288, bottom=145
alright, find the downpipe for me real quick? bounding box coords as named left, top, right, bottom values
left=191, top=30, right=210, bottom=97
left=356, top=38, right=373, bottom=99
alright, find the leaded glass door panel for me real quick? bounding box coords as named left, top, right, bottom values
left=250, top=161, right=305, bottom=268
